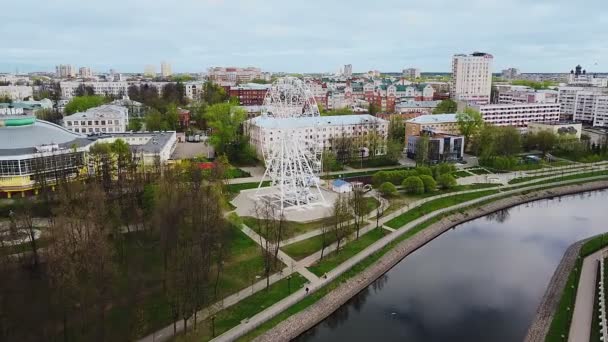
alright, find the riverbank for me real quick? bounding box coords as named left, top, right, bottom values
left=252, top=180, right=608, bottom=341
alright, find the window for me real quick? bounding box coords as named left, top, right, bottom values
left=67, top=121, right=72, bottom=126
left=88, top=121, right=92, bottom=125
left=81, top=121, right=86, bottom=125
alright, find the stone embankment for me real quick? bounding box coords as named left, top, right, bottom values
left=254, top=180, right=608, bottom=342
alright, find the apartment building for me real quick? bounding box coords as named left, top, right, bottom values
left=229, top=83, right=271, bottom=105
left=405, top=114, right=460, bottom=142
left=161, top=61, right=172, bottom=77
left=0, top=85, right=33, bottom=101
left=246, top=114, right=388, bottom=159
left=403, top=68, right=421, bottom=79
left=56, top=64, right=75, bottom=78
left=207, top=67, right=262, bottom=84
left=471, top=103, right=560, bottom=128
left=63, top=104, right=128, bottom=134
left=451, top=52, right=493, bottom=104
left=79, top=67, right=93, bottom=78
left=60, top=81, right=129, bottom=99
left=558, top=87, right=608, bottom=125
left=498, top=89, right=558, bottom=104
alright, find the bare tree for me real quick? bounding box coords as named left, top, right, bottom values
left=330, top=195, right=351, bottom=252
left=252, top=201, right=284, bottom=289
left=349, top=187, right=366, bottom=240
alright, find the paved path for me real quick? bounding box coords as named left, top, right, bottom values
left=568, top=247, right=608, bottom=342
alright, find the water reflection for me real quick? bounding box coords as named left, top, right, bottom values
left=296, top=190, right=608, bottom=342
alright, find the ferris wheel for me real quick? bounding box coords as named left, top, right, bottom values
left=257, top=77, right=325, bottom=210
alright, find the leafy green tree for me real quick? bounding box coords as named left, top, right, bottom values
left=436, top=174, right=457, bottom=189
left=322, top=151, right=341, bottom=172
left=415, top=135, right=429, bottom=166
left=35, top=108, right=63, bottom=124
left=432, top=99, right=457, bottom=114
left=456, top=107, right=484, bottom=151
left=205, top=103, right=246, bottom=155
left=511, top=80, right=556, bottom=90
left=368, top=103, right=380, bottom=116
left=494, top=126, right=521, bottom=156
left=528, top=131, right=558, bottom=157
left=321, top=106, right=354, bottom=116
left=203, top=81, right=230, bottom=105
left=144, top=109, right=164, bottom=131
left=388, top=115, right=405, bottom=142
left=402, top=176, right=424, bottom=195
left=386, top=140, right=404, bottom=163
left=420, top=175, right=437, bottom=193
left=64, top=95, right=109, bottom=115
left=127, top=118, right=143, bottom=131
left=378, top=182, right=397, bottom=196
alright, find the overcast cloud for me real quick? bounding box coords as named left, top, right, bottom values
left=1, top=0, right=606, bottom=73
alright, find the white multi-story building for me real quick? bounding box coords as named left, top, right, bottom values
left=501, top=68, right=520, bottom=79
left=207, top=67, right=262, bottom=85
left=0, top=85, right=33, bottom=100
left=79, top=67, right=93, bottom=78
left=471, top=103, right=560, bottom=129
left=161, top=61, right=172, bottom=77
left=246, top=114, right=389, bottom=158
left=60, top=81, right=130, bottom=99
left=498, top=89, right=558, bottom=104
left=56, top=64, right=75, bottom=78
left=63, top=104, right=128, bottom=134
left=451, top=52, right=493, bottom=104
left=558, top=87, right=608, bottom=125
left=183, top=81, right=206, bottom=100
left=403, top=68, right=421, bottom=79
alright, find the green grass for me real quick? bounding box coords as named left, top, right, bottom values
left=282, top=234, right=339, bottom=261
left=226, top=168, right=252, bottom=179
left=346, top=157, right=400, bottom=169
left=453, top=170, right=473, bottom=178
left=176, top=274, right=307, bottom=341
left=308, top=228, right=386, bottom=276
left=243, top=217, right=324, bottom=240
left=385, top=189, right=499, bottom=229
left=226, top=181, right=271, bottom=194
left=468, top=168, right=491, bottom=175
left=509, top=170, right=608, bottom=190
left=321, top=167, right=411, bottom=180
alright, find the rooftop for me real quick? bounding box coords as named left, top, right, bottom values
left=407, top=114, right=458, bottom=124
left=396, top=101, right=441, bottom=108
left=0, top=119, right=91, bottom=156
left=63, top=104, right=128, bottom=120
left=249, top=114, right=387, bottom=129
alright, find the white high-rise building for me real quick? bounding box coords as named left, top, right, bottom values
left=403, top=68, right=421, bottom=79
left=161, top=61, right=172, bottom=77
left=343, top=64, right=353, bottom=78
left=56, top=64, right=75, bottom=78
left=501, top=68, right=520, bottom=79
left=79, top=67, right=93, bottom=78
left=451, top=52, right=493, bottom=104
left=558, top=86, right=608, bottom=126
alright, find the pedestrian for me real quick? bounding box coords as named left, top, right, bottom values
left=323, top=273, right=328, bottom=280
left=305, top=287, right=309, bottom=295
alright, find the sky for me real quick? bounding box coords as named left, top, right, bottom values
left=1, top=0, right=607, bottom=74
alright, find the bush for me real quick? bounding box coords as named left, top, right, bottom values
left=437, top=174, right=457, bottom=189
left=432, top=163, right=456, bottom=179
left=414, top=166, right=432, bottom=177
left=420, top=175, right=437, bottom=193
left=373, top=170, right=416, bottom=187
left=402, top=176, right=424, bottom=195
left=378, top=182, right=397, bottom=196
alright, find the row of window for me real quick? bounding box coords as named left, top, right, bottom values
left=69, top=127, right=121, bottom=133
left=0, top=153, right=84, bottom=176
left=66, top=119, right=121, bottom=126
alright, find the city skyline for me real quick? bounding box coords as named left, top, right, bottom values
left=1, top=0, right=607, bottom=73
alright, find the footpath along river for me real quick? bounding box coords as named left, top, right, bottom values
left=296, top=189, right=608, bottom=342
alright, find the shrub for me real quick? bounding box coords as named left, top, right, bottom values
left=402, top=176, right=424, bottom=195
left=420, top=175, right=437, bottom=193
left=437, top=174, right=457, bottom=189
left=415, top=166, right=432, bottom=177
left=378, top=182, right=397, bottom=196
left=433, top=163, right=456, bottom=178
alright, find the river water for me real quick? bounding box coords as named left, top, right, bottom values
left=297, top=190, right=608, bottom=342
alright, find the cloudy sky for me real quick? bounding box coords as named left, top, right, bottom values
left=1, top=0, right=606, bottom=74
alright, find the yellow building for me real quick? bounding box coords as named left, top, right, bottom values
left=405, top=113, right=460, bottom=143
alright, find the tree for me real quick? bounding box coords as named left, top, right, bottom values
left=35, top=108, right=63, bottom=124
left=432, top=99, right=457, bottom=114
left=321, top=106, right=354, bottom=116
left=378, top=182, right=396, bottom=196
left=205, top=103, right=248, bottom=160
left=203, top=81, right=230, bottom=105
left=415, top=135, right=429, bottom=166
left=368, top=103, right=380, bottom=116
left=127, top=117, right=143, bottom=131
left=529, top=130, right=558, bottom=157
left=144, top=109, right=164, bottom=131
left=322, top=151, right=340, bottom=172
left=330, top=195, right=351, bottom=252
left=494, top=126, right=521, bottom=157
left=456, top=107, right=484, bottom=151
left=437, top=173, right=457, bottom=189
left=64, top=95, right=109, bottom=115
left=349, top=187, right=366, bottom=239
left=420, top=175, right=437, bottom=193
left=388, top=115, right=405, bottom=142
left=402, top=176, right=424, bottom=194
left=252, top=201, right=285, bottom=288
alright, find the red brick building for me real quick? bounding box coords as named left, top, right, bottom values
left=229, top=83, right=270, bottom=105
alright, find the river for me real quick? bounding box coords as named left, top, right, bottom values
left=296, top=189, right=608, bottom=342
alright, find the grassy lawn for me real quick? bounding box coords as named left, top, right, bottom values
left=308, top=228, right=386, bottom=276
left=282, top=234, right=339, bottom=261
left=385, top=189, right=499, bottom=229
left=226, top=181, right=271, bottom=195
left=508, top=170, right=608, bottom=190
left=453, top=170, right=473, bottom=178
left=226, top=168, right=252, bottom=179
left=468, top=168, right=491, bottom=175
left=321, top=167, right=411, bottom=180
left=176, top=274, right=307, bottom=342
left=363, top=197, right=380, bottom=215
left=346, top=157, right=400, bottom=169
left=243, top=217, right=324, bottom=240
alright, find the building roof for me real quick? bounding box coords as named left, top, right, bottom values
left=248, top=114, right=387, bottom=129
left=407, top=114, right=458, bottom=124
left=332, top=179, right=349, bottom=187
left=396, top=101, right=441, bottom=108
left=0, top=118, right=91, bottom=155
left=63, top=104, right=128, bottom=121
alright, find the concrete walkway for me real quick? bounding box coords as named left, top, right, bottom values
left=568, top=247, right=608, bottom=342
